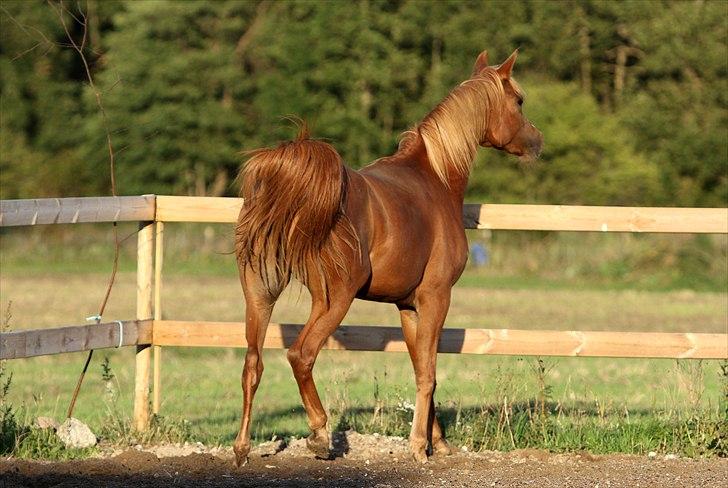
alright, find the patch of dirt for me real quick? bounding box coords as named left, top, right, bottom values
left=2, top=431, right=726, bottom=487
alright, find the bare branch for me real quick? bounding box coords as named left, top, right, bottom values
left=49, top=0, right=124, bottom=419
left=10, top=41, right=43, bottom=61
left=1, top=5, right=58, bottom=52
left=234, top=1, right=271, bottom=61
left=51, top=0, right=117, bottom=196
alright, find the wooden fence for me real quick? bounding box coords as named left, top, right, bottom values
left=1, top=196, right=726, bottom=430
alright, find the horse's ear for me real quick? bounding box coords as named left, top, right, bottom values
left=496, top=49, right=518, bottom=79
left=472, top=50, right=489, bottom=76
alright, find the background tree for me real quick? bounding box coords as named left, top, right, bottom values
left=0, top=0, right=725, bottom=207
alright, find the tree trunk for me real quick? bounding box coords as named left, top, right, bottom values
left=577, top=9, right=592, bottom=94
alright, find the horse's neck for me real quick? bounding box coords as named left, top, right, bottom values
left=398, top=135, right=472, bottom=206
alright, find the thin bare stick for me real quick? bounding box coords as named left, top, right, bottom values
left=0, top=5, right=58, bottom=48
left=48, top=0, right=124, bottom=419
left=52, top=0, right=117, bottom=195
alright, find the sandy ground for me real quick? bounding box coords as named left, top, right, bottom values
left=1, top=431, right=726, bottom=488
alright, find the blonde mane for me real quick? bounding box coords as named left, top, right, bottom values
left=411, top=69, right=520, bottom=186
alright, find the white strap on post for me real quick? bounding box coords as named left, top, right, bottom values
left=116, top=320, right=124, bottom=348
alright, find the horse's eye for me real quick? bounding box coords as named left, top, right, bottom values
left=517, top=98, right=523, bottom=106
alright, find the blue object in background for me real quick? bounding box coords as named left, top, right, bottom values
left=470, top=243, right=489, bottom=267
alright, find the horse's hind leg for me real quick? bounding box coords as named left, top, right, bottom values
left=233, top=268, right=286, bottom=467
left=287, top=285, right=355, bottom=458
left=399, top=307, right=451, bottom=457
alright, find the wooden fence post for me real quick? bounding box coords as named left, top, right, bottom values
left=152, top=221, right=164, bottom=415
left=134, top=221, right=154, bottom=431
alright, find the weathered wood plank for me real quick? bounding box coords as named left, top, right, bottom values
left=156, top=196, right=727, bottom=233
left=471, top=204, right=728, bottom=233
left=0, top=196, right=155, bottom=227
left=0, top=320, right=152, bottom=359
left=152, top=321, right=728, bottom=359
left=155, top=195, right=242, bottom=223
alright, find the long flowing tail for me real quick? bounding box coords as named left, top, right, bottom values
left=235, top=127, right=356, bottom=292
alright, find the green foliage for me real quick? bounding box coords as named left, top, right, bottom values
left=622, top=0, right=727, bottom=206
left=96, top=354, right=194, bottom=446
left=0, top=302, right=17, bottom=455
left=0, top=0, right=726, bottom=204
left=97, top=414, right=194, bottom=447
left=86, top=0, right=260, bottom=195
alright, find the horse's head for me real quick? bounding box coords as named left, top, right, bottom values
left=472, top=50, right=543, bottom=162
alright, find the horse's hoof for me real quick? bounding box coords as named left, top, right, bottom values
left=410, top=438, right=429, bottom=463
left=412, top=448, right=429, bottom=463
left=306, top=432, right=330, bottom=459
left=432, top=439, right=452, bottom=456
left=233, top=443, right=251, bottom=467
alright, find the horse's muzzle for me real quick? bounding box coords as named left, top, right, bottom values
left=523, top=124, right=544, bottom=161
left=505, top=122, right=543, bottom=162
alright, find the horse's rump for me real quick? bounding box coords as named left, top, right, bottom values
left=235, top=129, right=358, bottom=293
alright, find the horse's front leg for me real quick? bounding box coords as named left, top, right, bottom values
left=408, top=290, right=450, bottom=463
left=399, top=307, right=451, bottom=457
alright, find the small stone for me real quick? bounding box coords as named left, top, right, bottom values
left=34, top=416, right=59, bottom=430
left=648, top=451, right=657, bottom=459
left=255, top=439, right=286, bottom=457
left=664, top=453, right=679, bottom=460
left=56, top=417, right=97, bottom=449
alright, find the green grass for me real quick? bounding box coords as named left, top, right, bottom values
left=4, top=347, right=726, bottom=458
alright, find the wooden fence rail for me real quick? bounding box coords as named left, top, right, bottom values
left=154, top=195, right=728, bottom=233
left=0, top=320, right=152, bottom=360
left=4, top=320, right=725, bottom=360
left=153, top=321, right=727, bottom=360
left=1, top=195, right=726, bottom=431
left=2, top=195, right=727, bottom=233
left=0, top=195, right=155, bottom=227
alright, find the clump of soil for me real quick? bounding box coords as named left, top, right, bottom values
left=113, top=449, right=161, bottom=471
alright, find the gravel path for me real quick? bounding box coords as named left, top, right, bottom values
left=2, top=432, right=725, bottom=487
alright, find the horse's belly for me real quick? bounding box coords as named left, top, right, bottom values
left=357, top=254, right=424, bottom=303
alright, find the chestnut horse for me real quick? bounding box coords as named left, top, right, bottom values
left=233, top=50, right=542, bottom=465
